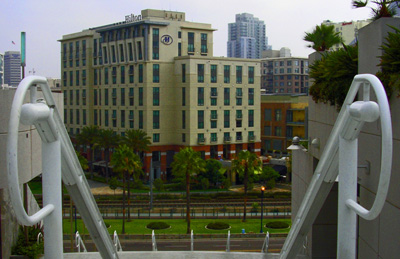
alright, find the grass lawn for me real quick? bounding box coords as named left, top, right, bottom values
left=63, top=218, right=291, bottom=235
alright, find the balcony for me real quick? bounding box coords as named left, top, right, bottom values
left=210, top=114, right=218, bottom=120
left=211, top=91, right=218, bottom=97
left=248, top=135, right=256, bottom=142
left=210, top=136, right=218, bottom=143
left=223, top=136, right=231, bottom=143
left=236, top=135, right=243, bottom=141
left=198, top=137, right=206, bottom=145
left=236, top=114, right=242, bottom=120
left=286, top=120, right=305, bottom=126
left=236, top=92, right=243, bottom=97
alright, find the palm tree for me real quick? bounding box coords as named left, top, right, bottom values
left=304, top=24, right=343, bottom=52
left=353, top=0, right=398, bottom=20
left=122, top=129, right=151, bottom=220
left=110, top=144, right=142, bottom=234
left=75, top=125, right=100, bottom=179
left=171, top=147, right=206, bottom=234
left=231, top=150, right=262, bottom=222
left=97, top=129, right=120, bottom=182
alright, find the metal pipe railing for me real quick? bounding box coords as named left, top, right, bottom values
left=113, top=230, right=123, bottom=252
left=75, top=231, right=87, bottom=253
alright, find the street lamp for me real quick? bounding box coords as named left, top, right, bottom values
left=260, top=186, right=265, bottom=233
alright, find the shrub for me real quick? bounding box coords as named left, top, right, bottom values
left=251, top=202, right=259, bottom=212
left=11, top=225, right=44, bottom=259
left=146, top=222, right=171, bottom=230
left=265, top=221, right=290, bottom=229
left=153, top=178, right=164, bottom=191
left=200, top=178, right=209, bottom=190
left=206, top=222, right=230, bottom=230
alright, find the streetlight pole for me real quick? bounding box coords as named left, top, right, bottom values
left=260, top=186, right=265, bottom=233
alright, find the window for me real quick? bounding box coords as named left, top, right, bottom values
left=152, top=28, right=159, bottom=60
left=182, top=133, right=186, bottom=143
left=178, top=31, right=182, bottom=38
left=139, top=110, right=143, bottom=129
left=120, top=88, right=125, bottom=106
left=94, top=89, right=97, bottom=106
left=70, top=109, right=73, bottom=124
left=224, top=110, right=230, bottom=128
left=112, top=67, right=117, bottom=84
left=275, top=109, right=282, bottom=121
left=137, top=41, right=143, bottom=60
left=121, top=110, right=125, bottom=128
left=104, top=68, right=109, bottom=84
left=201, top=33, right=207, bottom=53
left=70, top=71, right=73, bottom=86
left=248, top=88, right=254, bottom=105
left=83, top=109, right=86, bottom=125
left=153, top=133, right=160, bottom=143
left=198, top=133, right=205, bottom=143
left=139, top=87, right=143, bottom=106
left=264, top=109, right=272, bottom=121
left=153, top=110, right=160, bottom=129
left=119, top=44, right=124, bottom=62
left=224, top=88, right=230, bottom=105
left=182, top=64, right=186, bottom=83
left=82, top=89, right=86, bottom=105
left=248, top=110, right=254, bottom=127
left=103, top=47, right=108, bottom=63
left=139, top=64, right=143, bottom=83
left=94, top=110, right=98, bottom=125
left=129, top=111, right=134, bottom=128
left=236, top=97, right=242, bottom=106
left=128, top=43, right=133, bottom=61
left=211, top=65, right=217, bottom=83
left=224, top=132, right=231, bottom=142
left=198, top=64, right=204, bottom=83
left=104, top=110, right=108, bottom=126
left=224, top=65, right=230, bottom=83
left=211, top=110, right=217, bottom=120
left=178, top=42, right=181, bottom=56
left=188, top=32, right=194, bottom=53
left=248, top=66, right=254, bottom=84
left=111, top=45, right=116, bottom=63
left=198, top=110, right=204, bottom=129
left=236, top=66, right=242, bottom=84
left=198, top=87, right=204, bottom=106
left=153, top=64, right=160, bottom=83
left=211, top=133, right=217, bottom=142
left=75, top=90, right=80, bottom=105
left=82, top=70, right=86, bottom=86
left=76, top=71, right=80, bottom=86
left=264, top=126, right=271, bottom=136
left=182, top=87, right=186, bottom=106
left=275, top=126, right=282, bottom=137
left=153, top=87, right=159, bottom=106
left=129, top=65, right=134, bottom=83
left=182, top=110, right=186, bottom=129
left=76, top=109, right=80, bottom=124
left=236, top=132, right=242, bottom=141
left=286, top=126, right=293, bottom=138
left=112, top=89, right=116, bottom=106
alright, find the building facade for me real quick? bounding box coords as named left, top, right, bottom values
left=227, top=13, right=270, bottom=59
left=322, top=19, right=371, bottom=50
left=4, top=51, right=21, bottom=87
left=0, top=53, right=3, bottom=86
left=261, top=50, right=309, bottom=94
left=261, top=94, right=308, bottom=156
left=60, top=9, right=261, bottom=180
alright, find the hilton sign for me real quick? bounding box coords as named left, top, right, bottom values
left=125, top=14, right=142, bottom=23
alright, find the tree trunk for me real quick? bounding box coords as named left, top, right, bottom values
left=127, top=175, right=131, bottom=221
left=243, top=167, right=248, bottom=222
left=122, top=171, right=126, bottom=234
left=186, top=171, right=191, bottom=234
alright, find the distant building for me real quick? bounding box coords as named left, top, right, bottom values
left=227, top=13, right=271, bottom=59
left=60, top=9, right=261, bottom=181
left=322, top=19, right=372, bottom=50
left=261, top=94, right=308, bottom=156
left=0, top=53, right=3, bottom=86
left=4, top=51, right=21, bottom=87
left=261, top=48, right=309, bottom=94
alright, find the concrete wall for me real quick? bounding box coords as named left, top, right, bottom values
left=292, top=17, right=400, bottom=258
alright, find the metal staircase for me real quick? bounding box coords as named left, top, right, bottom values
left=6, top=74, right=393, bottom=258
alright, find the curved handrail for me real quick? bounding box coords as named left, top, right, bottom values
left=345, top=74, right=392, bottom=220
left=7, top=76, right=55, bottom=226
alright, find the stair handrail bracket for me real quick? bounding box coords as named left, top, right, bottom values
left=280, top=74, right=393, bottom=258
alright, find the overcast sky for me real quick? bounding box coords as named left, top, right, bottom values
left=1, top=0, right=372, bottom=78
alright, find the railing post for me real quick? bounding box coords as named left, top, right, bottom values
left=42, top=137, right=63, bottom=258
left=337, top=136, right=358, bottom=258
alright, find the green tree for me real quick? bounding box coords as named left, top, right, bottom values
left=304, top=24, right=343, bottom=52
left=75, top=151, right=89, bottom=171
left=75, top=125, right=100, bottom=179
left=171, top=147, right=206, bottom=234
left=109, top=177, right=119, bottom=195
left=153, top=178, right=164, bottom=191
left=231, top=150, right=262, bottom=222
left=97, top=129, right=120, bottom=182
left=199, top=159, right=225, bottom=187
left=110, top=144, right=142, bottom=234
left=353, top=0, right=398, bottom=20
left=259, top=166, right=281, bottom=188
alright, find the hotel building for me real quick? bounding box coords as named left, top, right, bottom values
left=60, top=9, right=261, bottom=180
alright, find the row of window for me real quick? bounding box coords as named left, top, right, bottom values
left=187, top=64, right=254, bottom=84
left=62, top=40, right=87, bottom=61
left=195, top=131, right=255, bottom=143
left=194, top=110, right=254, bottom=129
left=196, top=87, right=254, bottom=106
left=62, top=70, right=87, bottom=87
left=263, top=125, right=298, bottom=138
left=262, top=60, right=308, bottom=67
left=263, top=75, right=309, bottom=80
left=262, top=67, right=308, bottom=75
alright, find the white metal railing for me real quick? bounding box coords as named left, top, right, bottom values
left=191, top=230, right=194, bottom=251
left=75, top=231, right=87, bottom=253
left=37, top=232, right=43, bottom=245
left=261, top=232, right=270, bottom=253
left=280, top=74, right=393, bottom=258
left=6, top=76, right=118, bottom=259
left=113, top=230, right=123, bottom=252
left=152, top=230, right=157, bottom=251
left=226, top=231, right=231, bottom=252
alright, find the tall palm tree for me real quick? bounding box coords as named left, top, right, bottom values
left=171, top=147, right=206, bottom=234
left=75, top=125, right=100, bottom=179
left=110, top=144, right=142, bottom=234
left=304, top=24, right=343, bottom=52
left=97, top=129, right=120, bottom=182
left=231, top=150, right=261, bottom=222
left=123, top=129, right=151, bottom=220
